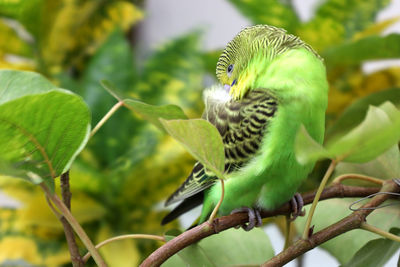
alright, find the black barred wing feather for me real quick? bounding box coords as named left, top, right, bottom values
left=165, top=89, right=277, bottom=206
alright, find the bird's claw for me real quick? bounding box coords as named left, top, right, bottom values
left=231, top=207, right=262, bottom=231
left=290, top=193, right=305, bottom=221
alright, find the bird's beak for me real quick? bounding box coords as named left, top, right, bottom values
left=224, top=84, right=231, bottom=92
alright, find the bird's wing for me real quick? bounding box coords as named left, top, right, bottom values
left=165, top=89, right=278, bottom=206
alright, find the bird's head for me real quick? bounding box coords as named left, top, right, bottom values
left=216, top=25, right=321, bottom=100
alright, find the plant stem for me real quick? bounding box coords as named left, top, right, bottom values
left=263, top=180, right=400, bottom=266
left=333, top=173, right=383, bottom=186
left=361, top=222, right=400, bottom=242
left=302, top=160, right=337, bottom=239
left=60, top=172, right=84, bottom=267
left=40, top=183, right=107, bottom=267
left=208, top=178, right=225, bottom=224
left=284, top=216, right=291, bottom=250
left=83, top=234, right=165, bottom=263
left=90, top=101, right=124, bottom=137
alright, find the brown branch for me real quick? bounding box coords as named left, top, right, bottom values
left=262, top=180, right=400, bottom=267
left=60, top=172, right=84, bottom=267
left=140, top=184, right=380, bottom=267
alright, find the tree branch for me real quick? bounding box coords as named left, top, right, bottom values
left=60, top=171, right=84, bottom=267
left=262, top=179, right=400, bottom=267
left=140, top=184, right=381, bottom=267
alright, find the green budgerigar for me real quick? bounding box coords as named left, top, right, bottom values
left=162, top=25, right=328, bottom=229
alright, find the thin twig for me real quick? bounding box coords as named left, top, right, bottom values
left=333, top=173, right=383, bottom=186
left=91, top=101, right=124, bottom=138
left=361, top=222, right=400, bottom=242
left=284, top=216, right=291, bottom=250
left=140, top=184, right=380, bottom=267
left=40, top=183, right=107, bottom=267
left=60, top=172, right=84, bottom=267
left=83, top=234, right=165, bottom=263
left=302, top=160, right=337, bottom=239
left=262, top=180, right=400, bottom=267
left=208, top=178, right=225, bottom=224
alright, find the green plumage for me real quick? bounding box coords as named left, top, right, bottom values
left=162, top=25, right=328, bottom=225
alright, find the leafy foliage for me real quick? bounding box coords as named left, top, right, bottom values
left=0, top=0, right=400, bottom=266
left=164, top=228, right=275, bottom=266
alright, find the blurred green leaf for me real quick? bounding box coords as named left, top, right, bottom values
left=297, top=102, right=400, bottom=164
left=324, top=34, right=400, bottom=66
left=0, top=0, right=24, bottom=18
left=79, top=30, right=139, bottom=168
left=341, top=228, right=400, bottom=267
left=327, top=88, right=400, bottom=140
left=0, top=89, right=90, bottom=190
left=163, top=228, right=275, bottom=267
left=203, top=50, right=221, bottom=75
left=229, top=0, right=299, bottom=32
left=295, top=199, right=400, bottom=263
left=299, top=0, right=389, bottom=50
left=138, top=32, right=204, bottom=115
left=124, top=99, right=188, bottom=132
left=329, top=102, right=400, bottom=162
left=161, top=119, right=224, bottom=177
left=0, top=70, right=56, bottom=105
left=335, top=145, right=400, bottom=181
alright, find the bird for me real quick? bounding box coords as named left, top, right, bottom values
left=162, top=25, right=328, bottom=230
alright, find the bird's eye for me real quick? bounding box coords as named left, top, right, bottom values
left=227, top=64, right=234, bottom=77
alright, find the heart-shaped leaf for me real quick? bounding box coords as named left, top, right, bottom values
left=160, top=119, right=224, bottom=178
left=0, top=84, right=90, bottom=191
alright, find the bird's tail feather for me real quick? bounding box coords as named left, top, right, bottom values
left=161, top=193, right=204, bottom=225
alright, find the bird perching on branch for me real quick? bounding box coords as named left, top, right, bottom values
left=162, top=25, right=328, bottom=230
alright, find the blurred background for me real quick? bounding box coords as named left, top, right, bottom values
left=0, top=0, right=399, bottom=266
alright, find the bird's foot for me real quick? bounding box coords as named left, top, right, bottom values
left=290, top=193, right=305, bottom=221
left=230, top=207, right=262, bottom=231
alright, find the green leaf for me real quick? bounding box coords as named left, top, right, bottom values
left=0, top=89, right=90, bottom=189
left=0, top=70, right=56, bottom=105
left=295, top=199, right=400, bottom=263
left=124, top=99, right=187, bottom=132
left=160, top=119, right=224, bottom=177
left=296, top=102, right=400, bottom=164
left=202, top=50, right=221, bottom=76
left=229, top=0, right=299, bottom=33
left=341, top=228, right=400, bottom=267
left=163, top=228, right=275, bottom=267
left=295, top=125, right=330, bottom=165
left=327, top=88, right=400, bottom=140
left=138, top=32, right=204, bottom=115
left=298, top=0, right=389, bottom=51
left=79, top=30, right=139, bottom=168
left=328, top=102, right=400, bottom=162
left=335, top=145, right=400, bottom=181
left=323, top=34, right=400, bottom=66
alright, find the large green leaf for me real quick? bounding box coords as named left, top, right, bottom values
left=323, top=34, right=400, bottom=66
left=228, top=0, right=299, bottom=33
left=326, top=88, right=400, bottom=140
left=341, top=228, right=400, bottom=267
left=296, top=102, right=400, bottom=164
left=163, top=228, right=275, bottom=267
left=0, top=89, right=90, bottom=189
left=0, top=70, right=56, bottom=105
left=161, top=119, right=224, bottom=177
left=295, top=199, right=400, bottom=263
